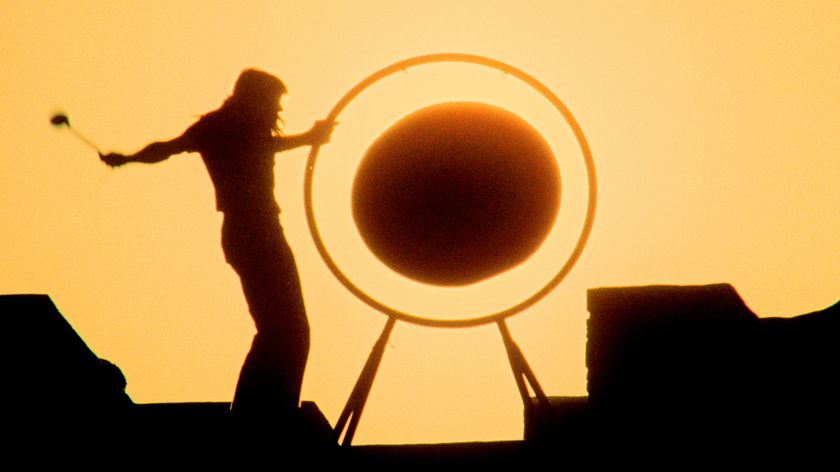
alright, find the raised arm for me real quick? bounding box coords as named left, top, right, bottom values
left=274, top=120, right=335, bottom=152
left=100, top=133, right=192, bottom=167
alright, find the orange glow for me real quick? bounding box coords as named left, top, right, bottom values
left=2, top=1, right=838, bottom=445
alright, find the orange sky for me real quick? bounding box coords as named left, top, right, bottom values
left=2, top=1, right=838, bottom=444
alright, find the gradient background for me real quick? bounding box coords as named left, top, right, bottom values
left=2, top=1, right=838, bottom=444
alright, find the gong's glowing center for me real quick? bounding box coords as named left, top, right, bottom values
left=352, top=102, right=560, bottom=287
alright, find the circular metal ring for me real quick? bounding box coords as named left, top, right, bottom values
left=304, top=53, right=597, bottom=328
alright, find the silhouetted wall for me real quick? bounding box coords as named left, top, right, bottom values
left=586, top=284, right=839, bottom=445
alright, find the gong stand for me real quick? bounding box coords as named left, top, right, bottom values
left=306, top=53, right=597, bottom=448
left=331, top=316, right=550, bottom=446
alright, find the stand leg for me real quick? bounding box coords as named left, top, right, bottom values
left=332, top=316, right=396, bottom=446
left=498, top=320, right=550, bottom=413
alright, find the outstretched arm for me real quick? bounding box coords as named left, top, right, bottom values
left=274, top=120, right=336, bottom=152
left=100, top=134, right=191, bottom=167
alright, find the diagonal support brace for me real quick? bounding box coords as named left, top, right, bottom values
left=332, top=316, right=396, bottom=446
left=497, top=319, right=550, bottom=414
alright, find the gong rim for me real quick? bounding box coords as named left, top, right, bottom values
left=304, top=53, right=597, bottom=328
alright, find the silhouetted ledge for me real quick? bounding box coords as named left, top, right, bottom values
left=1, top=294, right=132, bottom=424
left=4, top=287, right=838, bottom=460
left=345, top=441, right=536, bottom=467
left=527, top=283, right=839, bottom=452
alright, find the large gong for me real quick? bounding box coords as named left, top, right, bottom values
left=303, top=53, right=596, bottom=444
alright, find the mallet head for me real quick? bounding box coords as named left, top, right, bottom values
left=50, top=113, right=70, bottom=127
left=50, top=112, right=102, bottom=154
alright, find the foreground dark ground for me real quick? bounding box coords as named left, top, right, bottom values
left=3, top=285, right=837, bottom=464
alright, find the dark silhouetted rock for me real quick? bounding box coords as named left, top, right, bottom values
left=1, top=294, right=132, bottom=427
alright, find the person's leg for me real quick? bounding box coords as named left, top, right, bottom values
left=224, top=216, right=310, bottom=421
left=232, top=325, right=309, bottom=419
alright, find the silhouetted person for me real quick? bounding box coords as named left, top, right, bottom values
left=100, top=69, right=334, bottom=430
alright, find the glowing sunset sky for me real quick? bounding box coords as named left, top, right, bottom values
left=2, top=1, right=838, bottom=444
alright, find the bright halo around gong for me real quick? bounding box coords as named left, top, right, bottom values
left=306, top=54, right=595, bottom=326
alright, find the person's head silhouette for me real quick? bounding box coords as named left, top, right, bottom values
left=225, top=68, right=288, bottom=134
